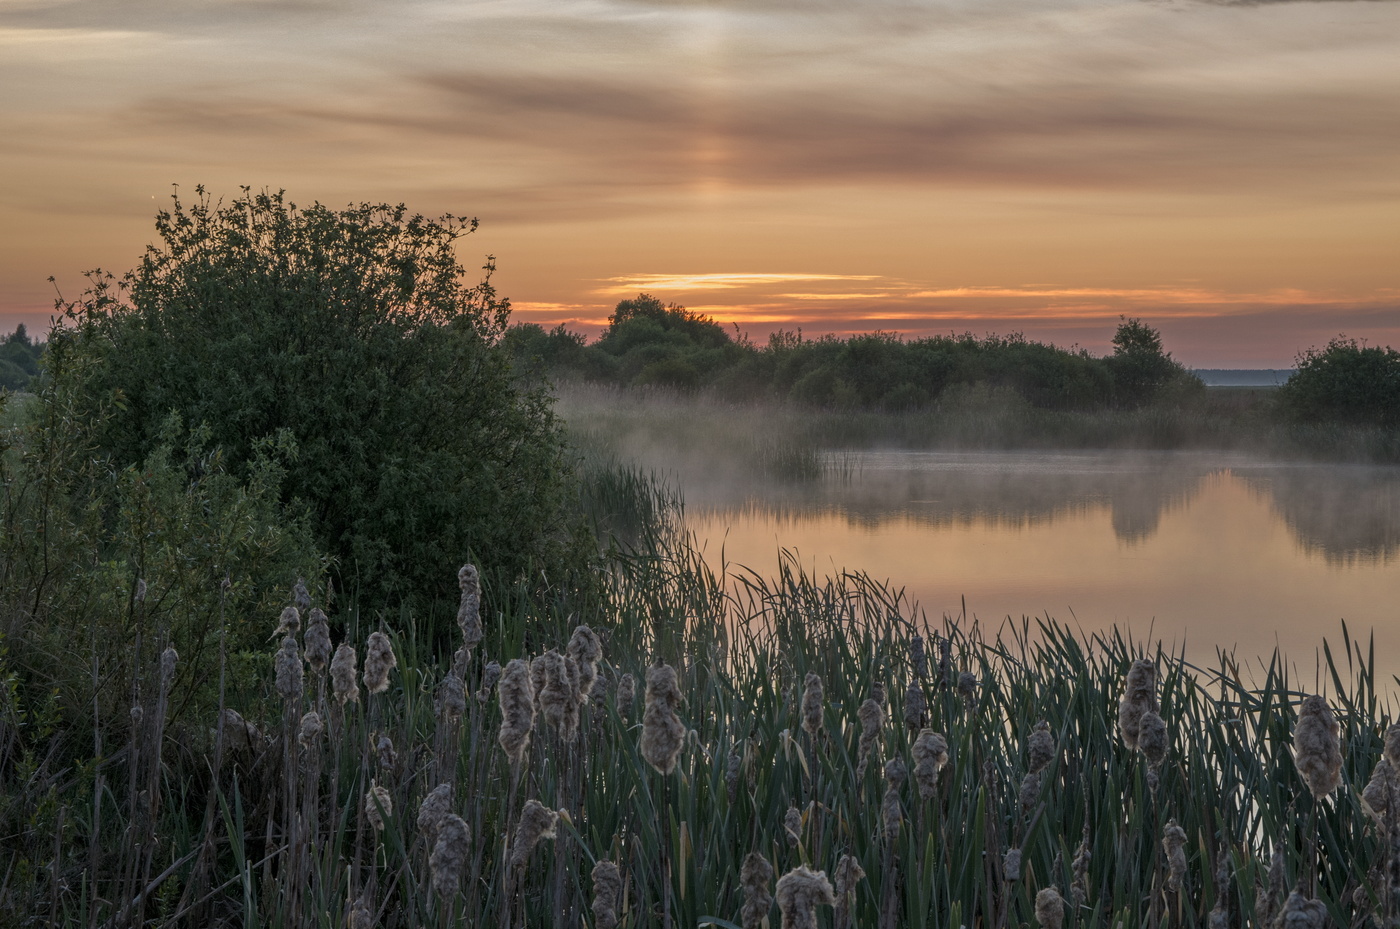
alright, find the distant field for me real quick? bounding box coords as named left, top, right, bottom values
left=1195, top=369, right=1294, bottom=387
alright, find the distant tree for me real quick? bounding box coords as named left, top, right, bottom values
left=1278, top=336, right=1400, bottom=427
left=1107, top=317, right=1198, bottom=407
left=0, top=324, right=44, bottom=390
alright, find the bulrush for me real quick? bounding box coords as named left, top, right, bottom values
left=437, top=671, right=467, bottom=723
left=1163, top=820, right=1187, bottom=892
left=1138, top=711, right=1168, bottom=769
left=726, top=744, right=743, bottom=802
left=775, top=865, right=835, bottom=929
left=476, top=660, right=502, bottom=704
left=833, top=854, right=866, bottom=929
left=1363, top=756, right=1397, bottom=820
left=292, top=577, right=311, bottom=614
left=641, top=663, right=686, bottom=775
left=1028, top=720, right=1055, bottom=774
left=534, top=649, right=582, bottom=741
left=1277, top=890, right=1327, bottom=929
left=1117, top=659, right=1158, bottom=749
left=348, top=895, right=374, bottom=929
left=616, top=672, right=636, bottom=720
left=497, top=658, right=535, bottom=769
left=220, top=708, right=267, bottom=755
left=509, top=799, right=558, bottom=869
left=957, top=671, right=978, bottom=703
left=591, top=859, right=623, bottom=929
left=376, top=733, right=397, bottom=770
left=1018, top=773, right=1042, bottom=817
left=856, top=698, right=884, bottom=780
left=417, top=783, right=453, bottom=842
left=456, top=564, right=482, bottom=652
left=1003, top=848, right=1023, bottom=883
left=364, top=781, right=392, bottom=832
left=740, top=852, right=775, bottom=929
left=1034, top=887, right=1065, bottom=929
left=272, top=606, right=301, bottom=640
left=363, top=631, right=397, bottom=695
left=801, top=672, right=824, bottom=738
left=297, top=712, right=323, bottom=752
left=429, top=813, right=470, bottom=901
left=903, top=680, right=926, bottom=731
left=567, top=624, right=603, bottom=704
left=275, top=636, right=303, bottom=701
left=784, top=806, right=803, bottom=845
left=1070, top=831, right=1091, bottom=908
left=159, top=646, right=178, bottom=690
left=304, top=608, right=332, bottom=675
left=912, top=729, right=950, bottom=800
left=1293, top=694, right=1343, bottom=800
left=1386, top=722, right=1400, bottom=768
left=880, top=785, right=903, bottom=842
left=330, top=644, right=359, bottom=706
left=910, top=634, right=927, bottom=679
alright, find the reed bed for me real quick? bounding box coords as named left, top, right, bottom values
left=3, top=519, right=1399, bottom=928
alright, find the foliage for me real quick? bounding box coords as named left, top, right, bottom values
left=47, top=187, right=593, bottom=610
left=0, top=325, right=45, bottom=392
left=1107, top=316, right=1202, bottom=408
left=1278, top=336, right=1400, bottom=427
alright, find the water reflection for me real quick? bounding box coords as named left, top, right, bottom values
left=1237, top=466, right=1400, bottom=566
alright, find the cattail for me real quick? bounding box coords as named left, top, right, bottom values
left=881, top=786, right=903, bottom=841
left=1363, top=757, right=1396, bottom=819
left=784, top=806, right=803, bottom=845
left=1138, top=710, right=1168, bottom=769
left=292, top=577, right=311, bottom=614
left=912, top=729, right=949, bottom=800
left=509, top=799, right=558, bottom=869
left=363, top=631, right=397, bottom=695
left=134, top=578, right=147, bottom=603
left=275, top=636, right=303, bottom=701
left=726, top=743, right=743, bottom=802
left=331, top=643, right=359, bottom=706
left=833, top=854, right=865, bottom=929
left=1208, top=903, right=1228, bottom=929
left=1028, top=720, right=1055, bottom=774
left=1163, top=820, right=1187, bottom=892
left=1018, top=772, right=1042, bottom=815
left=429, top=813, right=470, bottom=901
left=437, top=671, right=467, bottom=722
left=884, top=755, right=907, bottom=788
left=1034, top=886, right=1065, bottom=929
left=1293, top=694, right=1343, bottom=799
left=957, top=671, right=978, bottom=702
left=740, top=852, right=775, bottom=929
left=591, top=859, right=623, bottom=929
left=1277, top=890, right=1327, bottom=929
left=1385, top=723, right=1400, bottom=769
left=903, top=680, right=926, bottom=731
left=591, top=668, right=610, bottom=712
left=417, top=783, right=453, bottom=841
left=1255, top=846, right=1285, bottom=927
left=801, top=672, right=824, bottom=738
left=159, top=645, right=178, bottom=691
left=871, top=680, right=886, bottom=706
left=775, top=865, right=835, bottom=929
left=456, top=564, right=482, bottom=651
left=476, top=660, right=502, bottom=703
left=497, top=658, right=535, bottom=768
left=533, top=649, right=582, bottom=741
left=910, top=634, right=927, bottom=679
left=348, top=895, right=374, bottom=929
left=1117, top=659, right=1158, bottom=749
left=219, top=708, right=268, bottom=756
left=641, top=662, right=686, bottom=775
left=1003, top=848, right=1022, bottom=883
left=1070, top=829, right=1090, bottom=908
left=304, top=608, right=332, bottom=675
left=273, top=605, right=300, bottom=640
left=297, top=711, right=323, bottom=752
left=617, top=672, right=636, bottom=719
left=856, top=698, right=884, bottom=780
left=938, top=635, right=953, bottom=686
left=376, top=733, right=397, bottom=770
left=364, top=782, right=392, bottom=832
left=567, top=625, right=603, bottom=704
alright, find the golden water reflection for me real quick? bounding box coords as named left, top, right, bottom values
left=682, top=451, right=1400, bottom=681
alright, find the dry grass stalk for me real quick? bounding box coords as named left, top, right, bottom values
left=641, top=663, right=686, bottom=775
left=363, top=631, right=397, bottom=695
left=801, top=672, right=824, bottom=738
left=1163, top=819, right=1187, bottom=893
left=740, top=852, right=775, bottom=929
left=591, top=859, right=623, bottom=929
left=509, top=799, right=558, bottom=869
left=429, top=813, right=470, bottom=901
left=1035, top=886, right=1065, bottom=929
left=456, top=564, right=482, bottom=652
left=1293, top=694, right=1343, bottom=800
left=331, top=643, right=359, bottom=706
left=497, top=658, right=535, bottom=770
left=775, top=865, right=835, bottom=929
left=856, top=698, right=884, bottom=781
left=833, top=854, right=866, bottom=929
left=912, top=729, right=949, bottom=800
left=304, top=608, right=331, bottom=675
left=1118, top=659, right=1158, bottom=749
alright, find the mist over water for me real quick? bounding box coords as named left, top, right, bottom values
left=672, top=449, right=1400, bottom=682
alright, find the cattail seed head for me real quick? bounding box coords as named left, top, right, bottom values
left=297, top=711, right=323, bottom=752
left=1118, top=659, right=1159, bottom=749
left=957, top=671, right=978, bottom=702
left=784, top=806, right=803, bottom=845
left=938, top=635, right=952, bottom=686
left=364, top=782, right=392, bottom=832
left=870, top=680, right=886, bottom=706
left=1003, top=848, right=1022, bottom=883
left=910, top=634, right=927, bottom=679
left=1138, top=710, right=1168, bottom=768
left=429, top=813, right=470, bottom=901
left=904, top=680, right=927, bottom=731
left=1070, top=832, right=1091, bottom=908
left=726, top=743, right=743, bottom=802
left=800, top=672, right=824, bottom=738
left=417, top=783, right=453, bottom=841
left=856, top=698, right=884, bottom=780
left=1277, top=890, right=1327, bottom=929
left=591, top=859, right=623, bottom=929
left=348, top=895, right=374, bottom=929
left=159, top=645, right=178, bottom=691
left=1034, top=887, right=1065, bottom=929
left=477, top=660, right=502, bottom=703
left=775, top=865, right=835, bottom=929
left=533, top=649, right=582, bottom=741
left=1028, top=720, right=1055, bottom=774
left=331, top=643, right=359, bottom=706
left=363, top=631, right=397, bottom=695
left=376, top=733, right=397, bottom=770
left=497, top=658, right=535, bottom=768
left=616, top=672, right=636, bottom=719
left=1163, top=820, right=1187, bottom=892
left=273, top=606, right=301, bottom=640
left=566, top=625, right=603, bottom=704
left=881, top=786, right=902, bottom=841
left=1385, top=723, right=1400, bottom=770
left=456, top=564, right=482, bottom=651
left=510, top=799, right=558, bottom=869
left=884, top=755, right=908, bottom=789
left=304, top=608, right=332, bottom=675
left=641, top=663, right=686, bottom=775
left=218, top=708, right=267, bottom=756
left=1018, top=772, right=1042, bottom=815
left=1293, top=694, right=1343, bottom=799
left=833, top=853, right=865, bottom=928
left=1363, top=757, right=1396, bottom=820
left=292, top=577, right=311, bottom=614
left=275, top=636, right=303, bottom=701
left=437, top=671, right=467, bottom=722
left=912, top=729, right=950, bottom=800
left=740, top=852, right=775, bottom=929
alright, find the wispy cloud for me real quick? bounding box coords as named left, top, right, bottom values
left=597, top=273, right=880, bottom=293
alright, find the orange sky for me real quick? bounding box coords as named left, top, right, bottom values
left=2, top=0, right=1397, bottom=367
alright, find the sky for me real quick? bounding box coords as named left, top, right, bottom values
left=1, top=0, right=1397, bottom=368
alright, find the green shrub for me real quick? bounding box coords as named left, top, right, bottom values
left=1278, top=336, right=1400, bottom=427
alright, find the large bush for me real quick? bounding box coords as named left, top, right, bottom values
left=1278, top=336, right=1400, bottom=427
left=49, top=188, right=591, bottom=608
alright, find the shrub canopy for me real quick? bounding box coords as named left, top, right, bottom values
left=1279, top=337, right=1400, bottom=427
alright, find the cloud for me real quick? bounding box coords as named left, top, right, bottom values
left=597, top=272, right=880, bottom=293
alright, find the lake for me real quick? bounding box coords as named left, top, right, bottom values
left=678, top=449, right=1400, bottom=683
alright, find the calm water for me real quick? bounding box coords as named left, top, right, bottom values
left=682, top=450, right=1400, bottom=682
